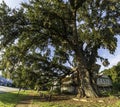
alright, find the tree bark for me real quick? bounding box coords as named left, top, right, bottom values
left=70, top=5, right=100, bottom=98
left=76, top=65, right=100, bottom=98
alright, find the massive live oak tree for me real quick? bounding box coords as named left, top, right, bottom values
left=0, top=0, right=120, bottom=97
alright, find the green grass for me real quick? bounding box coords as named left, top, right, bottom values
left=32, top=100, right=120, bottom=107
left=32, top=101, right=80, bottom=107
left=1, top=90, right=120, bottom=107
left=0, top=90, right=32, bottom=107
left=31, top=92, right=120, bottom=107
left=32, top=101, right=101, bottom=107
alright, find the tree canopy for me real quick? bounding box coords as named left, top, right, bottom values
left=0, top=0, right=120, bottom=97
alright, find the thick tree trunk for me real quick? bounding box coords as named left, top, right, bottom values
left=70, top=5, right=100, bottom=98
left=76, top=66, right=100, bottom=98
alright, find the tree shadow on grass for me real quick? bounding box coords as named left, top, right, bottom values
left=0, top=92, right=30, bottom=106
left=33, top=94, right=74, bottom=102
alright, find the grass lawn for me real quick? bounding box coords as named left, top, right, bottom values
left=0, top=90, right=33, bottom=107
left=32, top=98, right=120, bottom=107
left=0, top=90, right=120, bottom=107
left=32, top=94, right=120, bottom=107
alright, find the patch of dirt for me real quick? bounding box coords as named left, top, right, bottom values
left=72, top=97, right=118, bottom=104
left=15, top=94, right=34, bottom=107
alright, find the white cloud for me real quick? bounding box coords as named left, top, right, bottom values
left=0, top=0, right=28, bottom=8
left=99, top=53, right=120, bottom=71
left=98, top=36, right=120, bottom=71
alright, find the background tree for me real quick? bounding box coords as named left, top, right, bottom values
left=0, top=0, right=120, bottom=98
left=103, top=62, right=120, bottom=91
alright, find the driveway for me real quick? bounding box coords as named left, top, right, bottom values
left=0, top=86, right=19, bottom=93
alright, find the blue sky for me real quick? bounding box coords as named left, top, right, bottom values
left=98, top=36, right=120, bottom=71
left=0, top=0, right=120, bottom=72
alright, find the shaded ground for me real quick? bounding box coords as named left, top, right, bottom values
left=34, top=95, right=120, bottom=107
left=15, top=94, right=35, bottom=107
left=15, top=94, right=72, bottom=107
left=15, top=98, right=32, bottom=107
left=15, top=93, right=120, bottom=107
